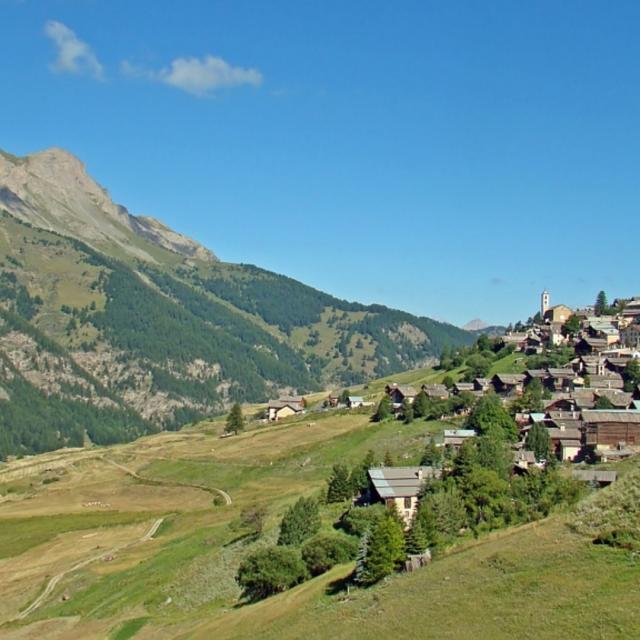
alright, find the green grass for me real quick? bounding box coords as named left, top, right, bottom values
left=0, top=511, right=164, bottom=559
left=110, top=617, right=149, bottom=640
left=187, top=516, right=640, bottom=640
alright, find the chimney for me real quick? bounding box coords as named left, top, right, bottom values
left=417, top=468, right=423, bottom=480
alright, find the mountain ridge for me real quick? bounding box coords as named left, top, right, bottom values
left=0, top=145, right=473, bottom=458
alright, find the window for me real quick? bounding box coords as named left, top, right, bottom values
left=404, top=497, right=412, bottom=509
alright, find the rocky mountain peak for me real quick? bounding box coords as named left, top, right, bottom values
left=0, top=146, right=216, bottom=264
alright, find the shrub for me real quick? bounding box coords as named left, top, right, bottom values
left=278, top=497, right=321, bottom=546
left=236, top=546, right=308, bottom=601
left=339, top=504, right=386, bottom=537
left=301, top=534, right=358, bottom=576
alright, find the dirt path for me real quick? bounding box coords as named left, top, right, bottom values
left=100, top=456, right=233, bottom=505
left=14, top=517, right=164, bottom=621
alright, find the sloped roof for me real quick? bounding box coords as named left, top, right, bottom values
left=368, top=466, right=441, bottom=498
left=547, top=368, right=575, bottom=378
left=582, top=410, right=640, bottom=424
left=444, top=429, right=476, bottom=438
left=595, top=390, right=633, bottom=408
left=547, top=427, right=582, bottom=441
left=572, top=469, right=617, bottom=483
left=494, top=373, right=526, bottom=384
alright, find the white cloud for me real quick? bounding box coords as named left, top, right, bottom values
left=44, top=20, right=103, bottom=79
left=123, top=55, right=262, bottom=96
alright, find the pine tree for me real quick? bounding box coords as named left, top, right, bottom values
left=595, top=290, right=608, bottom=316
left=383, top=450, right=395, bottom=467
left=327, top=463, right=353, bottom=503
left=527, top=422, right=551, bottom=461
left=349, top=450, right=376, bottom=494
left=278, top=497, right=321, bottom=546
left=358, top=514, right=406, bottom=584
left=413, top=390, right=429, bottom=418
left=225, top=402, right=245, bottom=435
left=420, top=440, right=443, bottom=467
left=402, top=398, right=414, bottom=424
left=405, top=513, right=430, bottom=554
left=373, top=395, right=392, bottom=422
left=354, top=530, right=370, bottom=585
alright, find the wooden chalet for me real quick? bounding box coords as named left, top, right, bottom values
left=594, top=389, right=633, bottom=409
left=421, top=383, right=450, bottom=400
left=385, top=383, right=418, bottom=408
left=575, top=337, right=608, bottom=356
left=589, top=373, right=624, bottom=390
left=582, top=409, right=640, bottom=449
left=491, top=373, right=526, bottom=397
left=546, top=368, right=576, bottom=392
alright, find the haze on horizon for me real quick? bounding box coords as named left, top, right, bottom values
left=1, top=0, right=638, bottom=327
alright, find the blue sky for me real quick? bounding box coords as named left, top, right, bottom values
left=1, top=0, right=638, bottom=327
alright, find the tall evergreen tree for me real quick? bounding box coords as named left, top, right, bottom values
left=420, top=440, right=443, bottom=467
left=349, top=449, right=376, bottom=494
left=354, top=530, right=370, bottom=585
left=527, top=422, right=551, bottom=462
left=594, top=290, right=608, bottom=316
left=278, top=497, right=321, bottom=546
left=383, top=450, right=395, bottom=467
left=413, top=390, right=429, bottom=418
left=373, top=395, right=392, bottom=422
left=405, top=513, right=430, bottom=554
left=402, top=398, right=414, bottom=423
left=225, top=402, right=245, bottom=435
left=358, top=514, right=406, bottom=584
left=327, top=463, right=353, bottom=503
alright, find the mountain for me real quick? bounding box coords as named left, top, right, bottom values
left=0, top=148, right=215, bottom=264
left=0, top=146, right=473, bottom=458
left=462, top=318, right=489, bottom=331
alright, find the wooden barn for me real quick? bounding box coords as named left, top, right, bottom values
left=582, top=410, right=640, bottom=449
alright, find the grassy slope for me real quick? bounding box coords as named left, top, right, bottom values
left=3, top=352, right=633, bottom=640
left=187, top=516, right=640, bottom=640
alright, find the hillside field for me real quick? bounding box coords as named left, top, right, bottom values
left=0, top=377, right=638, bottom=639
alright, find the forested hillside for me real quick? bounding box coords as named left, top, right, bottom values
left=0, top=145, right=473, bottom=457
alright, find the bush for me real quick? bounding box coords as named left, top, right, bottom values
left=278, top=497, right=321, bottom=546
left=339, top=504, right=386, bottom=537
left=301, top=534, right=358, bottom=576
left=237, top=546, right=308, bottom=601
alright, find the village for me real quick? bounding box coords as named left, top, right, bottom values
left=264, top=290, right=640, bottom=529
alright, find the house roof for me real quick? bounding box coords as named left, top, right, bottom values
left=444, top=429, right=476, bottom=438
left=493, top=373, right=526, bottom=385
left=279, top=395, right=304, bottom=404
left=606, top=357, right=631, bottom=367
left=581, top=410, right=640, bottom=424
left=348, top=396, right=364, bottom=403
left=269, top=399, right=304, bottom=411
left=589, top=374, right=624, bottom=390
left=572, top=469, right=617, bottom=483
left=368, top=466, right=441, bottom=498
left=547, top=368, right=575, bottom=378
left=595, top=390, right=633, bottom=408
left=547, top=427, right=582, bottom=441
left=454, top=382, right=474, bottom=391
left=581, top=337, right=609, bottom=348
left=421, top=384, right=448, bottom=396
left=525, top=369, right=548, bottom=379
left=514, top=450, right=536, bottom=464
left=386, top=384, right=417, bottom=397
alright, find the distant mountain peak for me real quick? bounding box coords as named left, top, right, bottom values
left=462, top=318, right=489, bottom=331
left=0, top=146, right=216, bottom=264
